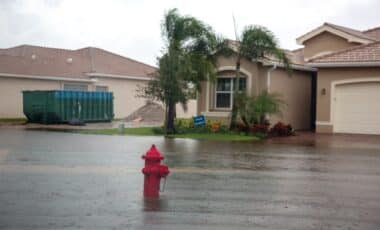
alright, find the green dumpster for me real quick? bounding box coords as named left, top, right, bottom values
left=22, top=90, right=114, bottom=124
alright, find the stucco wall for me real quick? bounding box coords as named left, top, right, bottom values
left=270, top=69, right=312, bottom=130
left=316, top=67, right=380, bottom=133
left=0, top=76, right=148, bottom=119
left=0, top=77, right=61, bottom=118
left=95, top=77, right=148, bottom=119
left=303, top=32, right=359, bottom=60
left=176, top=99, right=197, bottom=118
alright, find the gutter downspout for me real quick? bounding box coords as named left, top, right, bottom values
left=266, top=64, right=277, bottom=93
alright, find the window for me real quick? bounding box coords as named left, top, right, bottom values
left=95, top=86, right=108, bottom=92
left=215, top=77, right=246, bottom=109
left=63, top=84, right=88, bottom=91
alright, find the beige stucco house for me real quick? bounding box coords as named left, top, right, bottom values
left=303, top=23, right=380, bottom=135
left=0, top=45, right=156, bottom=119
left=198, top=23, right=380, bottom=135
left=197, top=54, right=316, bottom=131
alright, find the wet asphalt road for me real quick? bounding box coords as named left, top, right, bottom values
left=1, top=129, right=380, bottom=229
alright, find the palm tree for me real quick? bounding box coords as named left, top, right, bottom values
left=140, top=9, right=223, bottom=134
left=229, top=25, right=291, bottom=129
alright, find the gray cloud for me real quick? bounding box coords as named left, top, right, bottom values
left=1, top=0, right=379, bottom=66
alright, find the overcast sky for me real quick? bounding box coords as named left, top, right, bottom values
left=1, top=0, right=379, bottom=66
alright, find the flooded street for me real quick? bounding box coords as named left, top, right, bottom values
left=1, top=129, right=380, bottom=229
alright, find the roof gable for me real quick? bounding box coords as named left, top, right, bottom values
left=296, top=23, right=375, bottom=45
left=363, top=27, right=380, bottom=41
left=308, top=41, right=380, bottom=65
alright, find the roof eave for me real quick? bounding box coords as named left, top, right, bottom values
left=0, top=72, right=97, bottom=83
left=307, top=62, right=380, bottom=68
left=260, top=59, right=318, bottom=72
left=87, top=73, right=152, bottom=81
left=296, top=25, right=374, bottom=45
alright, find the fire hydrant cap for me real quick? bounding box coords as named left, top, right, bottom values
left=142, top=144, right=164, bottom=160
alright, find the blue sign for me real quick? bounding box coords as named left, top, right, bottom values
left=193, top=115, right=206, bottom=126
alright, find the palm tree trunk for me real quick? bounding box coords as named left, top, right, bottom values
left=166, top=102, right=176, bottom=134
left=229, top=56, right=241, bottom=130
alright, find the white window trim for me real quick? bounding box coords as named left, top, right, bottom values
left=214, top=76, right=247, bottom=110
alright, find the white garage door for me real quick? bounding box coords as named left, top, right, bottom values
left=334, top=82, right=380, bottom=134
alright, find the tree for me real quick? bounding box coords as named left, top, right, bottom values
left=139, top=9, right=223, bottom=134
left=238, top=91, right=285, bottom=129
left=229, top=25, right=291, bottom=129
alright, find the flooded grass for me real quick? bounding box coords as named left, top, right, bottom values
left=169, top=133, right=258, bottom=141
left=76, top=127, right=259, bottom=141
left=78, top=127, right=157, bottom=135
left=0, top=118, right=27, bottom=125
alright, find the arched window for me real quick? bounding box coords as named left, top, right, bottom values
left=215, top=76, right=246, bottom=109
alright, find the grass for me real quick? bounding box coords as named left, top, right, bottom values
left=169, top=133, right=258, bottom=141
left=76, top=127, right=258, bottom=141
left=78, top=127, right=157, bottom=136
left=0, top=118, right=27, bottom=125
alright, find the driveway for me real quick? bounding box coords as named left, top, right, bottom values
left=1, top=129, right=380, bottom=229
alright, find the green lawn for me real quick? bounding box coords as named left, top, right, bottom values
left=77, top=127, right=258, bottom=141
left=78, top=127, right=157, bottom=136
left=0, top=118, right=27, bottom=125
left=169, top=133, right=258, bottom=141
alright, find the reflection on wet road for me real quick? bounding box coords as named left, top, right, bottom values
left=1, top=129, right=380, bottom=229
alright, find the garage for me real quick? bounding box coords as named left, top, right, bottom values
left=333, top=82, right=380, bottom=134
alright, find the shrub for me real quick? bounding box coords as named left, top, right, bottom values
left=237, top=92, right=285, bottom=128
left=210, top=121, right=221, bottom=132
left=254, top=131, right=267, bottom=139
left=175, top=118, right=194, bottom=129
left=172, top=118, right=228, bottom=134
left=235, top=121, right=248, bottom=133
left=250, top=123, right=269, bottom=134
left=269, top=122, right=293, bottom=137
left=152, top=126, right=165, bottom=134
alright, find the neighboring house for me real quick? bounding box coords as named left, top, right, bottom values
left=0, top=45, right=156, bottom=119
left=198, top=22, right=380, bottom=135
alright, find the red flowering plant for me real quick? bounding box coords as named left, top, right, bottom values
left=269, top=122, right=294, bottom=137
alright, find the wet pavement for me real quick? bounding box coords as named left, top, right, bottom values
left=1, top=129, right=380, bottom=229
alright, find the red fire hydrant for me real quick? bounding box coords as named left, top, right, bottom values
left=142, top=145, right=170, bottom=198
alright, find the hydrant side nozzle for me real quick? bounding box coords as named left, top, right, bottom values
left=159, top=164, right=170, bottom=177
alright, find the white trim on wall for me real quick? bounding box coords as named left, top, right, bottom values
left=87, top=73, right=151, bottom=81
left=205, top=80, right=210, bottom=112
left=201, top=66, right=252, bottom=114
left=0, top=72, right=97, bottom=83
left=217, top=66, right=253, bottom=96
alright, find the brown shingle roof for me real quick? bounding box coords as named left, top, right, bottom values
left=309, top=41, right=380, bottom=63
left=288, top=48, right=305, bottom=65
left=363, top=27, right=380, bottom=41
left=0, top=45, right=156, bottom=78
left=324, top=23, right=376, bottom=41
